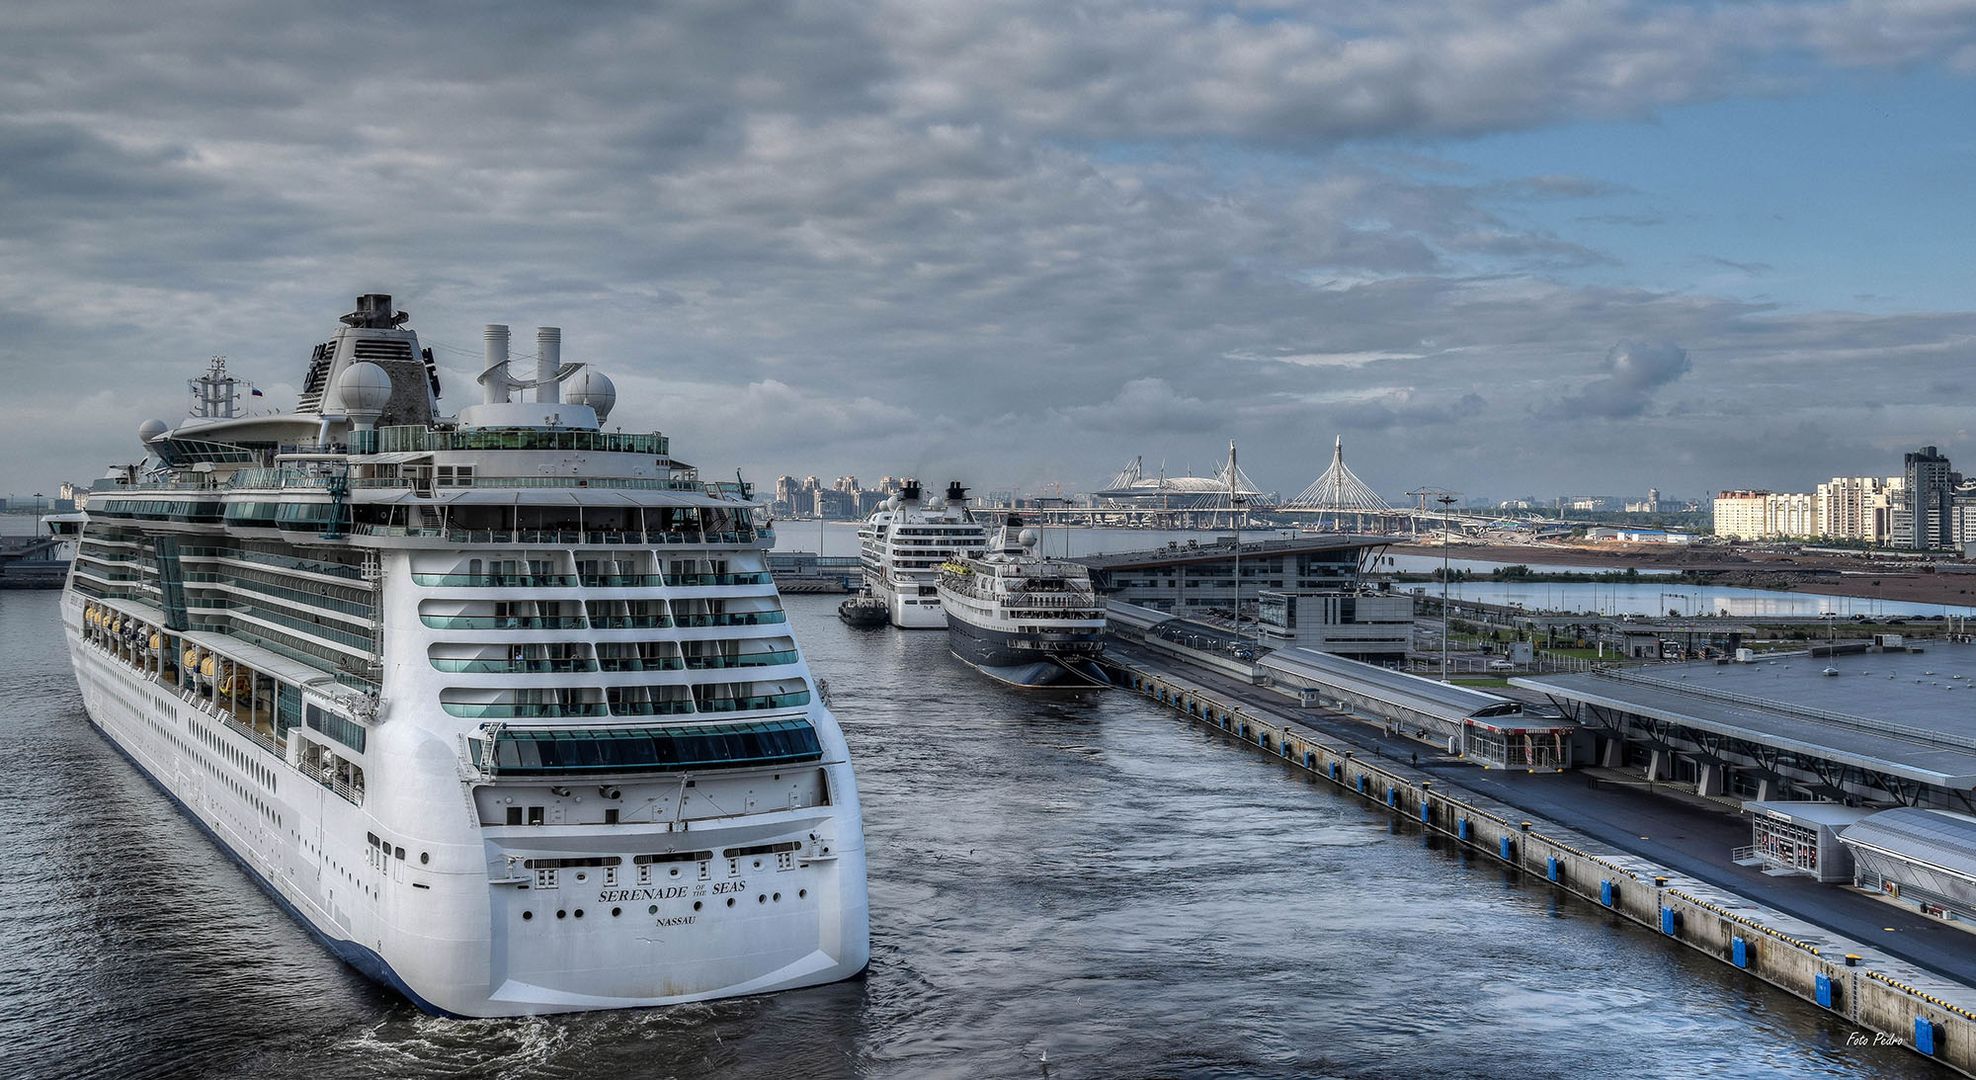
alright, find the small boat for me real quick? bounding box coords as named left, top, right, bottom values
left=838, top=591, right=890, bottom=628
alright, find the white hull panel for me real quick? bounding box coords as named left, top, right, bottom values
left=64, top=606, right=869, bottom=1017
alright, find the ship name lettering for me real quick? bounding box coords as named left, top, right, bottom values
left=711, top=880, right=748, bottom=894
left=598, top=886, right=690, bottom=903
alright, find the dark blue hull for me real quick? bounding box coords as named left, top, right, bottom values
left=945, top=615, right=1108, bottom=689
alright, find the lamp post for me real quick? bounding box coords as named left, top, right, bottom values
left=1438, top=493, right=1458, bottom=681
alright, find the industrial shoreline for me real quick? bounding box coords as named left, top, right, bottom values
left=1394, top=542, right=1976, bottom=610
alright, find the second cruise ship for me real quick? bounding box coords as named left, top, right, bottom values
left=856, top=480, right=986, bottom=628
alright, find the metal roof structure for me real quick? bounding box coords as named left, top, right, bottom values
left=1259, top=646, right=1521, bottom=726
left=1840, top=807, right=1976, bottom=886
left=1072, top=533, right=1388, bottom=572
left=1514, top=645, right=1976, bottom=787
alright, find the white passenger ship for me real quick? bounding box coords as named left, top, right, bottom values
left=63, top=294, right=868, bottom=1017
left=936, top=514, right=1108, bottom=689
left=855, top=480, right=986, bottom=628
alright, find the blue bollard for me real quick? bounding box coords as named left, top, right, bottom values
left=1419, top=801, right=1432, bottom=824
left=1546, top=856, right=1560, bottom=882
left=1600, top=880, right=1615, bottom=907
left=1499, top=835, right=1514, bottom=861
left=1815, top=973, right=1834, bottom=1008
left=1732, top=937, right=1749, bottom=968
left=1660, top=908, right=1680, bottom=936
left=1457, top=818, right=1471, bottom=842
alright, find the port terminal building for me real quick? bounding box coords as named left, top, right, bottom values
left=1075, top=534, right=1411, bottom=661
left=1516, top=645, right=1976, bottom=924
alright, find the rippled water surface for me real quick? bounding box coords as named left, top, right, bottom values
left=0, top=589, right=1946, bottom=1078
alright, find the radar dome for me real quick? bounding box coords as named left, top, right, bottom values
left=1019, top=528, right=1040, bottom=548
left=137, top=419, right=168, bottom=445
left=565, top=366, right=617, bottom=423
left=337, top=361, right=394, bottom=413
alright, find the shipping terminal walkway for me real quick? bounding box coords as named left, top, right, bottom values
left=1106, top=640, right=1976, bottom=989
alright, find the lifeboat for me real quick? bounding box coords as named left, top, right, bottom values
left=149, top=632, right=164, bottom=652
left=183, top=646, right=203, bottom=674
left=199, top=654, right=219, bottom=682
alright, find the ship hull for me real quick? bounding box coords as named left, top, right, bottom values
left=63, top=598, right=870, bottom=1017
left=944, top=613, right=1108, bottom=690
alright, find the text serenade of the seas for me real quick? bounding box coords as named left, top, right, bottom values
left=63, top=294, right=869, bottom=1016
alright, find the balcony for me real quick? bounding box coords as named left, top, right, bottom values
left=412, top=573, right=580, bottom=587
left=420, top=615, right=588, bottom=630
left=673, top=611, right=786, bottom=628
left=669, top=572, right=774, bottom=587
left=429, top=657, right=600, bottom=674
left=589, top=615, right=672, bottom=629
left=440, top=701, right=611, bottom=719
left=683, top=650, right=800, bottom=670
left=696, top=690, right=811, bottom=713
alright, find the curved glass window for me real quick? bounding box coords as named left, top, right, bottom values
left=471, top=718, right=821, bottom=776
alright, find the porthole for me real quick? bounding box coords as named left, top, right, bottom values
left=419, top=852, right=429, bottom=865
left=772, top=892, right=781, bottom=902
left=522, top=911, right=533, bottom=921
left=725, top=898, right=735, bottom=908
left=693, top=901, right=703, bottom=911
left=574, top=908, right=585, bottom=919
left=669, top=867, right=680, bottom=877
left=575, top=872, right=587, bottom=883
left=611, top=907, right=622, bottom=917
left=757, top=894, right=766, bottom=904
left=648, top=904, right=659, bottom=915
left=752, top=860, right=762, bottom=870
left=799, top=889, right=808, bottom=899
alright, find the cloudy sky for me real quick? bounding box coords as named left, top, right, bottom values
left=5, top=1, right=1976, bottom=503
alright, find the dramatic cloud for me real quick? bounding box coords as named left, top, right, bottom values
left=1542, top=340, right=1692, bottom=420
left=2, top=1, right=1975, bottom=502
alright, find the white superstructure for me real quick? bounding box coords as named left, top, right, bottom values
left=936, top=514, right=1106, bottom=689
left=64, top=294, right=868, bottom=1017
left=855, top=480, right=986, bottom=628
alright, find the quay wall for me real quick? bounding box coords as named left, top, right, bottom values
left=1108, top=655, right=1976, bottom=1076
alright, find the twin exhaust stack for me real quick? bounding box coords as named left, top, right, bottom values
left=479, top=324, right=574, bottom=405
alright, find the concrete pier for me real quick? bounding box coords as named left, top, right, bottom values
left=1106, top=651, right=1976, bottom=1075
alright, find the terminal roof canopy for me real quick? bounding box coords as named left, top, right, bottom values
left=1514, top=645, right=1976, bottom=787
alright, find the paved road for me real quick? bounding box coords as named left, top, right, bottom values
left=1110, top=642, right=1976, bottom=987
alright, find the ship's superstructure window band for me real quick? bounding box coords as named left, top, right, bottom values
left=471, top=718, right=822, bottom=775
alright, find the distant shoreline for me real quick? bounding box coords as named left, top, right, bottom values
left=1390, top=542, right=1976, bottom=611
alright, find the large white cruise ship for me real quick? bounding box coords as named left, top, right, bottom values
left=855, top=480, right=986, bottom=628
left=936, top=514, right=1107, bottom=689
left=63, top=294, right=868, bottom=1017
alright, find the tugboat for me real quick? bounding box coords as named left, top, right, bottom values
left=838, top=588, right=890, bottom=628
left=937, top=513, right=1108, bottom=689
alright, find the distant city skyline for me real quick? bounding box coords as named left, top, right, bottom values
left=6, top=5, right=1976, bottom=501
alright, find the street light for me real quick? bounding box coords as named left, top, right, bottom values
left=1438, top=493, right=1458, bottom=681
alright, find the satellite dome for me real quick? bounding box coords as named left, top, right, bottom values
left=336, top=361, right=394, bottom=413
left=1019, top=528, right=1040, bottom=548
left=137, top=419, right=169, bottom=445
left=565, top=366, right=617, bottom=423
left=884, top=496, right=899, bottom=511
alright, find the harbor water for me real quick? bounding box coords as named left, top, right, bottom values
left=0, top=589, right=1944, bottom=1078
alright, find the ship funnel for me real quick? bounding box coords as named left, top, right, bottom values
left=946, top=481, right=968, bottom=503
left=481, top=324, right=511, bottom=404
left=900, top=479, right=922, bottom=502
left=536, top=327, right=561, bottom=404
